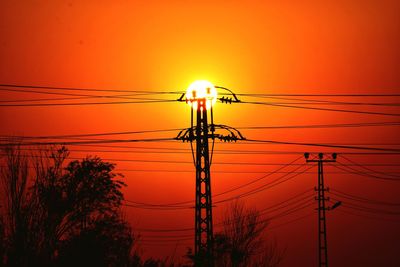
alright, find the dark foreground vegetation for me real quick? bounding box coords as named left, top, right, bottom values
left=0, top=146, right=283, bottom=267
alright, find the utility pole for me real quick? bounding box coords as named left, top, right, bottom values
left=176, top=81, right=244, bottom=266
left=304, top=152, right=337, bottom=267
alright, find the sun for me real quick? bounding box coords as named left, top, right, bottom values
left=185, top=80, right=218, bottom=110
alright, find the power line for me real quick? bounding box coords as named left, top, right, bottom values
left=0, top=87, right=179, bottom=105
left=268, top=212, right=314, bottom=231
left=213, top=165, right=313, bottom=204
left=242, top=95, right=400, bottom=106
left=0, top=89, right=174, bottom=102
left=125, top=188, right=314, bottom=212
left=267, top=199, right=315, bottom=221
left=330, top=189, right=400, bottom=206
left=3, top=137, right=400, bottom=152
left=331, top=198, right=400, bottom=216
left=127, top=197, right=316, bottom=243
left=136, top=233, right=193, bottom=239
left=123, top=157, right=307, bottom=208
left=213, top=199, right=315, bottom=231
left=0, top=99, right=176, bottom=107
left=133, top=198, right=315, bottom=233
left=331, top=162, right=400, bottom=181
left=93, top=169, right=400, bottom=174
left=258, top=192, right=314, bottom=215
left=0, top=137, right=176, bottom=146
left=137, top=209, right=316, bottom=243
left=0, top=83, right=183, bottom=95
left=0, top=129, right=181, bottom=140
left=1, top=153, right=398, bottom=169
left=136, top=243, right=189, bottom=248
left=0, top=87, right=174, bottom=99
left=235, top=121, right=400, bottom=130
left=341, top=155, right=400, bottom=179
left=3, top=83, right=400, bottom=114
left=211, top=156, right=304, bottom=199
left=123, top=203, right=191, bottom=210
left=2, top=164, right=398, bottom=175
left=138, top=210, right=315, bottom=241
left=4, top=83, right=400, bottom=97
left=240, top=101, right=400, bottom=106
left=1, top=121, right=399, bottom=141
left=0, top=96, right=98, bottom=103
left=336, top=208, right=400, bottom=223
left=138, top=237, right=193, bottom=242
left=6, top=146, right=400, bottom=156
left=235, top=92, right=400, bottom=97
left=25, top=140, right=400, bottom=148
left=134, top=226, right=193, bottom=233
left=239, top=100, right=400, bottom=117
left=244, top=139, right=400, bottom=152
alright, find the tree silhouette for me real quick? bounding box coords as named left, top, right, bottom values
left=0, top=145, right=133, bottom=266
left=57, top=214, right=133, bottom=267
left=0, top=146, right=37, bottom=266
left=213, top=201, right=284, bottom=267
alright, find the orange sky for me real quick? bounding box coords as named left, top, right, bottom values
left=1, top=1, right=400, bottom=266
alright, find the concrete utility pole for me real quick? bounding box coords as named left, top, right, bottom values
left=305, top=152, right=337, bottom=267
left=176, top=81, right=244, bottom=266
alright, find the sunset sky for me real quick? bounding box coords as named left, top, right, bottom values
left=1, top=1, right=400, bottom=266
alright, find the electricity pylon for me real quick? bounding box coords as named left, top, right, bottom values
left=176, top=83, right=244, bottom=266
left=305, top=152, right=337, bottom=267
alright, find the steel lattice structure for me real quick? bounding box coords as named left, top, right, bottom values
left=176, top=86, right=244, bottom=266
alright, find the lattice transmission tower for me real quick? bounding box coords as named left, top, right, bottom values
left=176, top=82, right=244, bottom=265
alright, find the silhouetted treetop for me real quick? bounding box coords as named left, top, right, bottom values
left=0, top=145, right=131, bottom=267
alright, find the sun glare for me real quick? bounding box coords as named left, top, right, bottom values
left=185, top=80, right=217, bottom=110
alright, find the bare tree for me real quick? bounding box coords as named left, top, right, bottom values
left=0, top=145, right=37, bottom=266
left=252, top=238, right=285, bottom=267
left=214, top=200, right=284, bottom=267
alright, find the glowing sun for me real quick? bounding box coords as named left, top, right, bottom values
left=185, top=80, right=217, bottom=110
